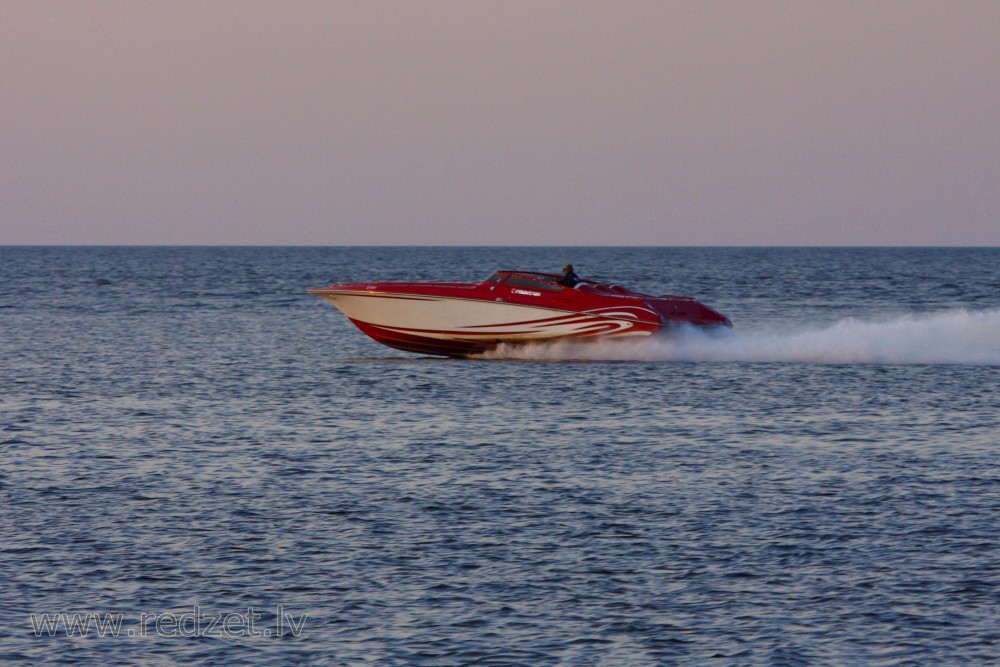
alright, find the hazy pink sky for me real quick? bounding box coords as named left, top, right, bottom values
left=2, top=1, right=998, bottom=245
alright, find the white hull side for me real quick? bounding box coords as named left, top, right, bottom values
left=316, top=292, right=654, bottom=341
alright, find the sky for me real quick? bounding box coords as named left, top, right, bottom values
left=2, top=0, right=999, bottom=246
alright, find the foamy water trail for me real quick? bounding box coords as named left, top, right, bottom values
left=481, top=309, right=1000, bottom=365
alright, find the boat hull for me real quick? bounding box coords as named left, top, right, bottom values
left=308, top=272, right=730, bottom=357
left=311, top=290, right=659, bottom=356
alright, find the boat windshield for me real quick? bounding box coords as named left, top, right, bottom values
left=503, top=274, right=563, bottom=291
left=482, top=271, right=564, bottom=290
left=513, top=271, right=560, bottom=281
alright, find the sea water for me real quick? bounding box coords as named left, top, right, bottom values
left=1, top=247, right=999, bottom=665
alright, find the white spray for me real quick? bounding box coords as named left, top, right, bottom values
left=480, top=309, right=1000, bottom=365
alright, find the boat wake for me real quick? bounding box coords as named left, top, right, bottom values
left=478, top=308, right=1000, bottom=365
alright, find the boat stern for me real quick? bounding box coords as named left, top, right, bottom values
left=644, top=298, right=732, bottom=328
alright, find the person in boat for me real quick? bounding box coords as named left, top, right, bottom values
left=557, top=264, right=581, bottom=288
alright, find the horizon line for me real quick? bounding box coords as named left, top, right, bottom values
left=2, top=243, right=999, bottom=249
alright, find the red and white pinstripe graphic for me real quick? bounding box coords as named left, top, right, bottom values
left=370, top=305, right=660, bottom=342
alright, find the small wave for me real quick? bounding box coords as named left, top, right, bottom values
left=479, top=308, right=1000, bottom=365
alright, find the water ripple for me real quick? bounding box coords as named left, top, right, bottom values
left=1, top=247, right=999, bottom=664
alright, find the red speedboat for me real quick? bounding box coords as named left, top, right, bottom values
left=308, top=270, right=731, bottom=357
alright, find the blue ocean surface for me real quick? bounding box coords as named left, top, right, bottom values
left=1, top=246, right=999, bottom=665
